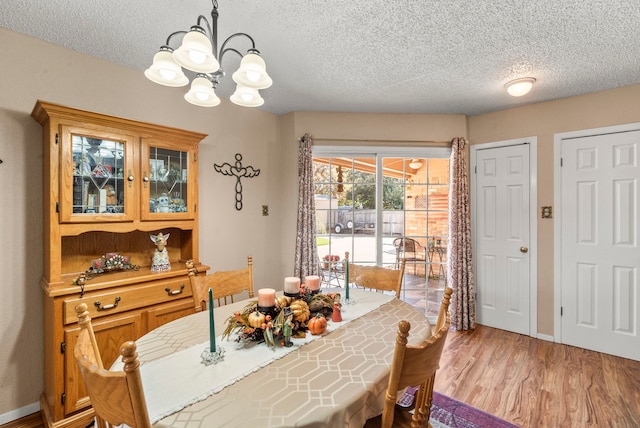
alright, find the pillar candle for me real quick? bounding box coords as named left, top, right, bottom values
left=284, top=277, right=301, bottom=294
left=257, top=288, right=276, bottom=307
left=305, top=275, right=320, bottom=291
left=209, top=288, right=216, bottom=352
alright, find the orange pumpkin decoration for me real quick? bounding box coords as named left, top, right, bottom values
left=290, top=300, right=310, bottom=323
left=247, top=311, right=266, bottom=328
left=308, top=314, right=328, bottom=335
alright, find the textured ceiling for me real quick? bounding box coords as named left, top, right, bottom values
left=1, top=0, right=639, bottom=116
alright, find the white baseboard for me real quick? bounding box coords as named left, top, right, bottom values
left=536, top=333, right=555, bottom=342
left=0, top=401, right=40, bottom=424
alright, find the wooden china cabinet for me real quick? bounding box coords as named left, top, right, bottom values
left=32, top=101, right=209, bottom=428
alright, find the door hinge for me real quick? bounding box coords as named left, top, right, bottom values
left=55, top=133, right=59, bottom=145
left=61, top=393, right=65, bottom=405
left=474, top=165, right=477, bottom=174
left=56, top=202, right=60, bottom=213
left=60, top=341, right=66, bottom=353
left=560, top=157, right=563, bottom=167
left=560, top=306, right=563, bottom=316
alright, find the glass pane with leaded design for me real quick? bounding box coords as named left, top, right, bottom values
left=72, top=134, right=125, bottom=214
left=148, top=147, right=189, bottom=214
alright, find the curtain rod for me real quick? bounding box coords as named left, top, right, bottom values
left=308, top=137, right=453, bottom=146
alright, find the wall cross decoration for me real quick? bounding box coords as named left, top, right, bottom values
left=214, top=153, right=260, bottom=210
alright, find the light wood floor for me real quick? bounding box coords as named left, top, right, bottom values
left=434, top=324, right=640, bottom=427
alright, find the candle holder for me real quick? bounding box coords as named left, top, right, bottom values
left=284, top=291, right=300, bottom=298
left=257, top=305, right=277, bottom=318
left=342, top=297, right=356, bottom=306
left=342, top=292, right=356, bottom=306
left=201, top=345, right=225, bottom=366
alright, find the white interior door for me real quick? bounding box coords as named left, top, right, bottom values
left=474, top=143, right=531, bottom=335
left=559, top=129, right=640, bottom=361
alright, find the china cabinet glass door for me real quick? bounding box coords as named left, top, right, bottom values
left=59, top=126, right=135, bottom=222
left=141, top=140, right=194, bottom=220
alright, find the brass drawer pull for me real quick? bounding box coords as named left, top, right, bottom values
left=94, top=296, right=121, bottom=311
left=166, top=284, right=185, bottom=296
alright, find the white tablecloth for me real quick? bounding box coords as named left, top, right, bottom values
left=114, top=290, right=394, bottom=423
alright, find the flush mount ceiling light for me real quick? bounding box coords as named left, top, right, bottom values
left=145, top=0, right=272, bottom=107
left=409, top=159, right=423, bottom=170
left=505, top=77, right=536, bottom=97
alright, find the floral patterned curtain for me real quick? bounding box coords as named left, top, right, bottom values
left=447, top=137, right=475, bottom=330
left=294, top=133, right=319, bottom=278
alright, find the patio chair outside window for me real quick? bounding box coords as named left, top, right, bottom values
left=393, top=237, right=426, bottom=275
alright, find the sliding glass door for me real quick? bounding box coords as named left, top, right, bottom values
left=313, top=148, right=450, bottom=318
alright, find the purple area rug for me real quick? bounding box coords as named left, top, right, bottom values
left=430, top=392, right=520, bottom=428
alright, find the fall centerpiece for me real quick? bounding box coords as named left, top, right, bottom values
left=222, top=283, right=340, bottom=348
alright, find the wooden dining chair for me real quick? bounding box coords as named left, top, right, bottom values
left=188, top=255, right=255, bottom=310
left=74, top=303, right=152, bottom=428
left=345, top=251, right=406, bottom=297
left=365, top=286, right=453, bottom=428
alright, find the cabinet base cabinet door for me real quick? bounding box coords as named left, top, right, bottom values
left=63, top=312, right=144, bottom=415
left=147, top=299, right=195, bottom=331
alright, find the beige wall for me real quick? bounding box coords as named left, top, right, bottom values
left=468, top=84, right=640, bottom=335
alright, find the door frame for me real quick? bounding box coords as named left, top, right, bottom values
left=471, top=137, right=538, bottom=337
left=553, top=122, right=640, bottom=342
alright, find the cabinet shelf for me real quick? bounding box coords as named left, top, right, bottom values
left=44, top=262, right=208, bottom=297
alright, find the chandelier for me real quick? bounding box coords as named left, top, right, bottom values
left=144, top=0, right=272, bottom=108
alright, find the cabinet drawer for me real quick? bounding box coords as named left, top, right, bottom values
left=63, top=277, right=192, bottom=325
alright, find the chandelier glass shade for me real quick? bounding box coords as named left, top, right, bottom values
left=172, top=26, right=220, bottom=73
left=230, top=85, right=264, bottom=107
left=145, top=0, right=272, bottom=107
left=144, top=48, right=189, bottom=87
left=184, top=74, right=221, bottom=107
left=232, top=52, right=273, bottom=89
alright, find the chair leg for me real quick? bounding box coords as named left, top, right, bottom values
left=420, top=376, right=436, bottom=428
left=410, top=384, right=428, bottom=428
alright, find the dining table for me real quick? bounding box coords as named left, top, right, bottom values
left=112, top=287, right=432, bottom=428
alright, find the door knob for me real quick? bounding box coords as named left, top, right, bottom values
left=520, top=246, right=528, bottom=253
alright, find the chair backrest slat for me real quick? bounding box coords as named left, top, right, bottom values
left=188, top=256, right=254, bottom=310
left=345, top=252, right=406, bottom=296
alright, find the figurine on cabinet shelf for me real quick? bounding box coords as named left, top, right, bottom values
left=106, top=185, right=117, bottom=205
left=157, top=192, right=170, bottom=213
left=150, top=232, right=171, bottom=272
